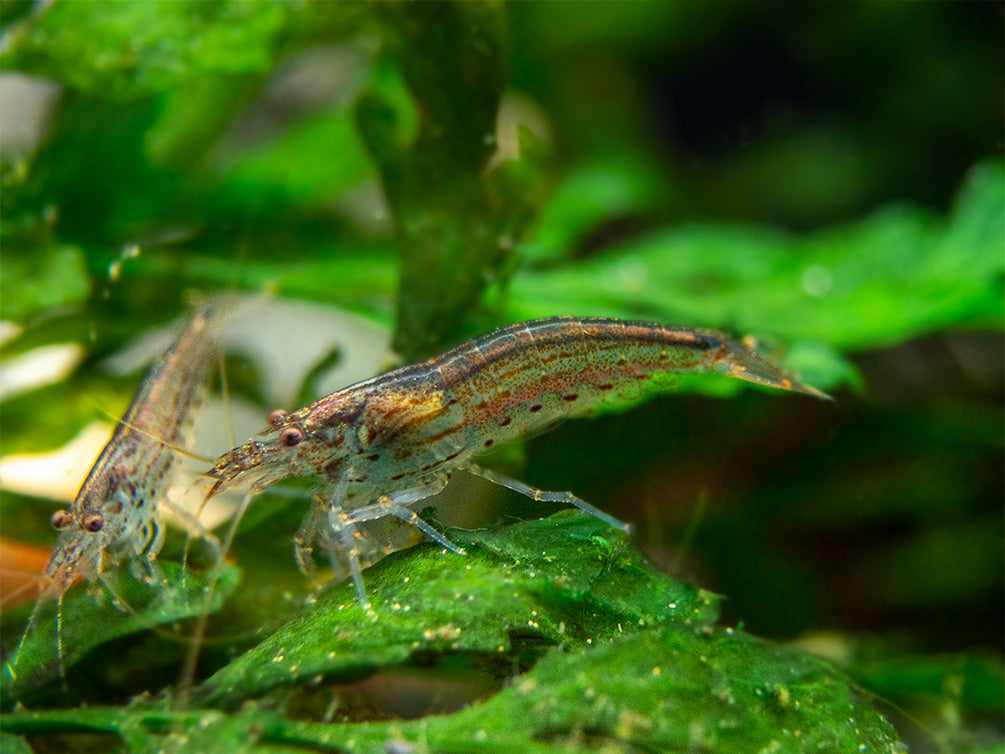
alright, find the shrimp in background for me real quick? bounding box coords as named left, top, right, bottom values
left=6, top=297, right=227, bottom=684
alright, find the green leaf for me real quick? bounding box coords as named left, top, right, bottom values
left=0, top=238, right=89, bottom=322
left=214, top=106, right=376, bottom=213
left=295, top=624, right=905, bottom=753
left=3, top=561, right=240, bottom=701
left=195, top=512, right=718, bottom=707
left=509, top=161, right=1005, bottom=389
left=0, top=625, right=904, bottom=753
left=2, top=0, right=288, bottom=97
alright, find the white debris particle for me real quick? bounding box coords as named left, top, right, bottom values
left=474, top=730, right=487, bottom=743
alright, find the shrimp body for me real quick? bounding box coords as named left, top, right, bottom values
left=41, top=299, right=225, bottom=603
left=207, top=317, right=828, bottom=608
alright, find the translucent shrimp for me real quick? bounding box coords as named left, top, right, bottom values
left=204, top=316, right=830, bottom=610
left=6, top=298, right=226, bottom=684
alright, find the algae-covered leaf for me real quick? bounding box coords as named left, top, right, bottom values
left=196, top=512, right=718, bottom=706
left=3, top=561, right=240, bottom=700
left=277, top=624, right=906, bottom=753
left=0, top=557, right=903, bottom=754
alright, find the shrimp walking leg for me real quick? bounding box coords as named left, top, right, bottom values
left=464, top=464, right=631, bottom=534
left=326, top=503, right=370, bottom=610
left=347, top=477, right=466, bottom=555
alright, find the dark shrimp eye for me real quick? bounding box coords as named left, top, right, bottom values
left=267, top=409, right=289, bottom=426
left=50, top=510, right=72, bottom=530
left=82, top=514, right=105, bottom=533
left=279, top=425, right=304, bottom=448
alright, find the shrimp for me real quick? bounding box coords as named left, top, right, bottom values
left=6, top=297, right=226, bottom=684
left=204, top=316, right=830, bottom=610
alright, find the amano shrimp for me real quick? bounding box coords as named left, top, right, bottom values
left=7, top=297, right=226, bottom=683
left=205, top=316, right=830, bottom=610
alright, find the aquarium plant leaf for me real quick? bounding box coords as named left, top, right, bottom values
left=195, top=512, right=718, bottom=707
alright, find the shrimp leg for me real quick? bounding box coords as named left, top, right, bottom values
left=321, top=475, right=462, bottom=611
left=464, top=463, right=631, bottom=534
left=347, top=477, right=465, bottom=555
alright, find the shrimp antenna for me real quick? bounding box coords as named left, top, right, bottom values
left=175, top=490, right=256, bottom=710
left=219, top=350, right=236, bottom=450
left=89, top=401, right=215, bottom=464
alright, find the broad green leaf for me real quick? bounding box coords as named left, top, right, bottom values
left=0, top=733, right=32, bottom=754
left=510, top=161, right=1004, bottom=389
left=2, top=0, right=288, bottom=97
left=196, top=512, right=718, bottom=707
left=0, top=239, right=89, bottom=322
left=296, top=624, right=905, bottom=754
left=0, top=625, right=904, bottom=753
left=0, top=187, right=90, bottom=321
left=521, top=156, right=669, bottom=266
left=3, top=561, right=240, bottom=701
left=214, top=106, right=376, bottom=213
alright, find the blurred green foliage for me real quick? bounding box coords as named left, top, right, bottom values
left=1, top=2, right=1001, bottom=752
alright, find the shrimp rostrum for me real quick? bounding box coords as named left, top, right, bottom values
left=205, top=316, right=829, bottom=610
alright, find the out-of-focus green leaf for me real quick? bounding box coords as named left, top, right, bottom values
left=195, top=512, right=718, bottom=707
left=521, top=156, right=669, bottom=265
left=3, top=561, right=240, bottom=701
left=214, top=107, right=375, bottom=212
left=509, top=161, right=1004, bottom=390
left=2, top=0, right=288, bottom=97
left=859, top=652, right=1005, bottom=715
left=0, top=733, right=32, bottom=754
left=0, top=238, right=89, bottom=322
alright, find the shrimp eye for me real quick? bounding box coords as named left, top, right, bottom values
left=279, top=425, right=304, bottom=448
left=50, top=509, right=72, bottom=530
left=82, top=514, right=105, bottom=533
left=267, top=409, right=289, bottom=426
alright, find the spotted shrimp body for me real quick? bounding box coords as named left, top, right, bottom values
left=8, top=299, right=225, bottom=683
left=206, top=316, right=829, bottom=609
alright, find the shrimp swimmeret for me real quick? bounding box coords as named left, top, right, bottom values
left=204, top=316, right=830, bottom=611
left=7, top=298, right=226, bottom=682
